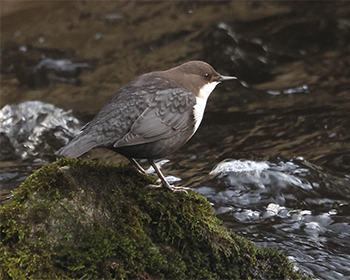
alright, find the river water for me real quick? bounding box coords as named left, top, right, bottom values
left=1, top=2, right=350, bottom=279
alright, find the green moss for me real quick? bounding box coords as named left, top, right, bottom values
left=1, top=158, right=309, bottom=279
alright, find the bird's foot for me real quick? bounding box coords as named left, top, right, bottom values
left=146, top=184, right=163, bottom=189
left=146, top=184, right=189, bottom=193
left=168, top=186, right=190, bottom=193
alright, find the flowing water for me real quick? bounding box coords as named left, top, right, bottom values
left=1, top=2, right=350, bottom=279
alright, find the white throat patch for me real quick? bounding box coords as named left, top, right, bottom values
left=193, top=81, right=219, bottom=133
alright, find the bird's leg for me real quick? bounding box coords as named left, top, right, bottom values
left=148, top=159, right=188, bottom=193
left=127, top=157, right=146, bottom=174
left=148, top=159, right=172, bottom=190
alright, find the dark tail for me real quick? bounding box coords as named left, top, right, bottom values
left=55, top=136, right=97, bottom=158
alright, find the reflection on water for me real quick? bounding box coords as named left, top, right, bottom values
left=1, top=1, right=350, bottom=279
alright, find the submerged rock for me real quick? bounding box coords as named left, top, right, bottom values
left=0, top=158, right=308, bottom=279
left=0, top=43, right=91, bottom=88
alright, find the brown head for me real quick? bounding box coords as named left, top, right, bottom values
left=161, top=60, right=236, bottom=99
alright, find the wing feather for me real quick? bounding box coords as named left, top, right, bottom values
left=114, top=88, right=195, bottom=147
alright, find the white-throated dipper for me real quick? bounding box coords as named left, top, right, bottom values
left=55, top=61, right=236, bottom=191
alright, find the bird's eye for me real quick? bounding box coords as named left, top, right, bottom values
left=204, top=73, right=210, bottom=78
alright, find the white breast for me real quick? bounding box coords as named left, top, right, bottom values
left=193, top=81, right=219, bottom=133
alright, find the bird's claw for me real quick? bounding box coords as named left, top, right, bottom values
left=146, top=184, right=189, bottom=193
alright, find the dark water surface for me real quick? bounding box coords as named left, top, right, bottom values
left=1, top=2, right=350, bottom=279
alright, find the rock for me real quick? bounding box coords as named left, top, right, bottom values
left=0, top=158, right=307, bottom=279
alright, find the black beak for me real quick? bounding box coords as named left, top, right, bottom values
left=220, top=75, right=237, bottom=82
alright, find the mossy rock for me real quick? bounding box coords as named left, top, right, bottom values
left=0, top=158, right=308, bottom=279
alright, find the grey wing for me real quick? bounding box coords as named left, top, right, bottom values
left=114, top=88, right=196, bottom=147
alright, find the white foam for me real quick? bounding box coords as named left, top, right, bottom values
left=210, top=159, right=270, bottom=175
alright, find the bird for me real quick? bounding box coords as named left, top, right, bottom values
left=55, top=61, right=236, bottom=191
